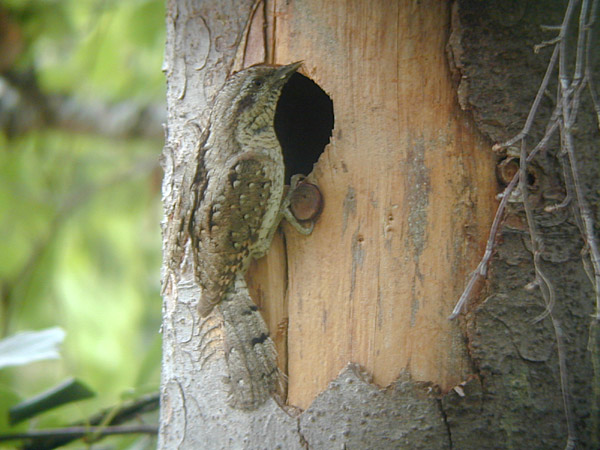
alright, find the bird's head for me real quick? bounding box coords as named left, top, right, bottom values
left=211, top=62, right=302, bottom=144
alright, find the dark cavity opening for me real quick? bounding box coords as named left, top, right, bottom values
left=496, top=156, right=538, bottom=188
left=275, top=72, right=334, bottom=183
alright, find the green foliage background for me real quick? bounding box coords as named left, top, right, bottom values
left=0, top=0, right=165, bottom=447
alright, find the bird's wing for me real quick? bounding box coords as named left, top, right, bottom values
left=192, top=151, right=278, bottom=317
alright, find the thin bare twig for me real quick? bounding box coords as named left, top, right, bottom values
left=0, top=425, right=157, bottom=442
left=493, top=45, right=560, bottom=152
left=518, top=137, right=556, bottom=323
left=585, top=0, right=600, bottom=129
left=17, top=392, right=159, bottom=450
left=519, top=135, right=576, bottom=446
left=559, top=0, right=580, bottom=91
left=448, top=174, right=518, bottom=319
left=559, top=0, right=600, bottom=322
left=552, top=319, right=578, bottom=450
left=573, top=0, right=589, bottom=84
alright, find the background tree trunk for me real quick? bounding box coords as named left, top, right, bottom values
left=160, top=0, right=599, bottom=448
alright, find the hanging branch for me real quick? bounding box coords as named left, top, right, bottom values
left=0, top=425, right=157, bottom=443
left=451, top=1, right=599, bottom=448
left=451, top=0, right=599, bottom=323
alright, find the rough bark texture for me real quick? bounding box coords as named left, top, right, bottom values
left=160, top=0, right=599, bottom=448
left=300, top=365, right=450, bottom=449
left=445, top=0, right=600, bottom=448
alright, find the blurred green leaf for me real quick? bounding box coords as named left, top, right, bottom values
left=0, top=385, right=23, bottom=432
left=9, top=377, right=95, bottom=425
left=0, top=327, right=65, bottom=369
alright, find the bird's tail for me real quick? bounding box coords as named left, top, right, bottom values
left=217, top=273, right=282, bottom=410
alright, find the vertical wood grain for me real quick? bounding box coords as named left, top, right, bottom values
left=248, top=0, right=497, bottom=410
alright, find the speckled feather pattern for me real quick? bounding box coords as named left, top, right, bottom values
left=218, top=274, right=282, bottom=410
left=188, top=63, right=300, bottom=410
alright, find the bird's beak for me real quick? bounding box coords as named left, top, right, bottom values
left=276, top=61, right=303, bottom=81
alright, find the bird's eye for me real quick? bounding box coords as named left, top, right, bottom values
left=252, top=78, right=264, bottom=88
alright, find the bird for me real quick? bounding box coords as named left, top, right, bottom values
left=189, top=61, right=310, bottom=318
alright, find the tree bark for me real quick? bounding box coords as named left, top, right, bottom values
left=160, top=0, right=599, bottom=448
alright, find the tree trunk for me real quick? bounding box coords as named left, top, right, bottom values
left=159, top=0, right=599, bottom=448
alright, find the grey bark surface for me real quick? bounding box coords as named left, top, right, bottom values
left=160, top=0, right=599, bottom=448
left=300, top=365, right=450, bottom=449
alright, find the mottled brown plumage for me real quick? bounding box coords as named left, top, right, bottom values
left=190, top=62, right=304, bottom=318
left=188, top=62, right=314, bottom=410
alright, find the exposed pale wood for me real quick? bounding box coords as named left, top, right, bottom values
left=246, top=0, right=497, bottom=410
left=245, top=232, right=289, bottom=381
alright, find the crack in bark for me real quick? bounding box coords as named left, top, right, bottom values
left=438, top=398, right=454, bottom=450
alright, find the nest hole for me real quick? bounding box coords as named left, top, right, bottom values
left=275, top=72, right=334, bottom=183
left=496, top=156, right=538, bottom=188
